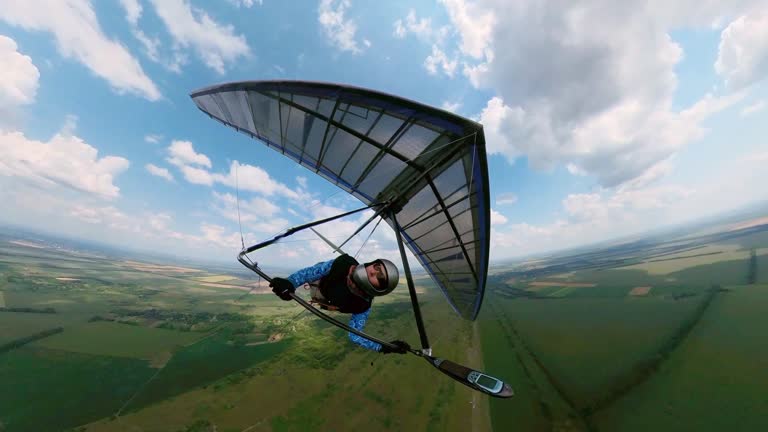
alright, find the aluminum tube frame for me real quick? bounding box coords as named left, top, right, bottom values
left=392, top=212, right=431, bottom=352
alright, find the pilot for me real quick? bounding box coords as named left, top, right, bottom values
left=269, top=254, right=410, bottom=354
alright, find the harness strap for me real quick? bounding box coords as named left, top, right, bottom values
left=304, top=283, right=340, bottom=311
left=309, top=298, right=340, bottom=311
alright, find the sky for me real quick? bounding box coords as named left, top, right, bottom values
left=0, top=0, right=767, bottom=268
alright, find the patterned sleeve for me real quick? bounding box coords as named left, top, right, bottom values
left=348, top=309, right=382, bottom=352
left=286, top=259, right=335, bottom=288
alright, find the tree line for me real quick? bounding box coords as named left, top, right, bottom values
left=0, top=327, right=63, bottom=354
left=583, top=285, right=720, bottom=416
left=0, top=306, right=56, bottom=314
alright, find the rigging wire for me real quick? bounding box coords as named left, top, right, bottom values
left=354, top=216, right=384, bottom=259
left=414, top=131, right=477, bottom=160
left=234, top=161, right=263, bottom=300
left=235, top=162, right=246, bottom=251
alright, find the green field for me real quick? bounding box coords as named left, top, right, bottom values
left=620, top=244, right=750, bottom=274
left=83, top=295, right=485, bottom=432
left=0, top=347, right=155, bottom=431
left=123, top=333, right=291, bottom=412
left=481, top=226, right=768, bottom=431
left=2, top=220, right=767, bottom=431
left=478, top=290, right=704, bottom=431
left=0, top=312, right=75, bottom=344
left=594, top=284, right=768, bottom=431
left=0, top=239, right=298, bottom=431
left=32, top=321, right=204, bottom=360
left=496, top=295, right=702, bottom=410
left=480, top=301, right=581, bottom=431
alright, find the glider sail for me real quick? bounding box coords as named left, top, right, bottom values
left=191, top=80, right=491, bottom=320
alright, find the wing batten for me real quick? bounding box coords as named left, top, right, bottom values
left=426, top=176, right=478, bottom=282
left=192, top=80, right=491, bottom=320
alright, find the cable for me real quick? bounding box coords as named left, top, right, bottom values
left=355, top=216, right=384, bottom=259
left=235, top=162, right=245, bottom=250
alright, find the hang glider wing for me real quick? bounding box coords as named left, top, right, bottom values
left=191, top=80, right=491, bottom=320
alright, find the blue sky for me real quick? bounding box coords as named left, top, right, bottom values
left=1, top=0, right=767, bottom=267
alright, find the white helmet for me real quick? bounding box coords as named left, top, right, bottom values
left=351, top=259, right=399, bottom=297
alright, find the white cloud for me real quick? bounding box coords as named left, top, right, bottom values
left=318, top=0, right=366, bottom=54
left=0, top=0, right=161, bottom=101
left=477, top=96, right=523, bottom=161
left=490, top=145, right=768, bottom=261
left=144, top=134, right=162, bottom=143
left=393, top=9, right=448, bottom=43
left=167, top=140, right=212, bottom=168
left=649, top=0, right=760, bottom=28
left=393, top=20, right=406, bottom=38
left=741, top=100, right=766, bottom=116
left=145, top=163, right=174, bottom=182
left=70, top=205, right=134, bottom=230
left=67, top=203, right=244, bottom=253
left=440, top=0, right=494, bottom=60
left=163, top=141, right=214, bottom=185
left=163, top=141, right=302, bottom=200
left=495, top=192, right=517, bottom=206
left=119, top=0, right=142, bottom=26
left=226, top=0, right=262, bottom=7
left=617, top=158, right=676, bottom=191
left=0, top=35, right=39, bottom=108
left=716, top=9, right=768, bottom=90
left=0, top=173, right=253, bottom=262
left=424, top=45, right=458, bottom=77
left=213, top=191, right=278, bottom=217
left=147, top=212, right=173, bottom=231
left=215, top=161, right=301, bottom=199
left=142, top=39, right=186, bottom=73
left=566, top=163, right=587, bottom=176
left=490, top=209, right=507, bottom=225
left=212, top=191, right=289, bottom=234
left=199, top=222, right=243, bottom=249
left=117, top=1, right=187, bottom=74
left=296, top=176, right=308, bottom=189
left=0, top=35, right=39, bottom=128
left=179, top=164, right=215, bottom=185
left=60, top=114, right=78, bottom=136
left=70, top=204, right=106, bottom=224
left=742, top=150, right=768, bottom=164
left=558, top=91, right=745, bottom=188
left=0, top=127, right=129, bottom=199
left=393, top=8, right=456, bottom=78
left=133, top=30, right=161, bottom=63
left=441, top=100, right=461, bottom=113
left=491, top=184, right=694, bottom=260
left=460, top=0, right=754, bottom=188
left=148, top=0, right=250, bottom=74
left=69, top=205, right=241, bottom=255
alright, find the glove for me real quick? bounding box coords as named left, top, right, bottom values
left=380, top=340, right=410, bottom=354
left=270, top=277, right=295, bottom=301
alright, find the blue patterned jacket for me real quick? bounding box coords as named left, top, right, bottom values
left=287, top=259, right=382, bottom=352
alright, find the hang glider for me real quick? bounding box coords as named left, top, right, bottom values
left=191, top=80, right=511, bottom=398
